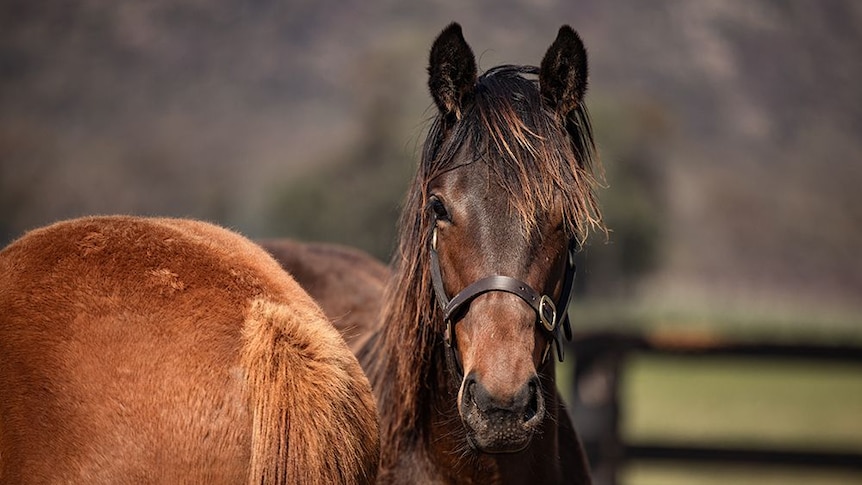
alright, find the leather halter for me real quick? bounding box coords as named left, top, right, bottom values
left=429, top=228, right=576, bottom=364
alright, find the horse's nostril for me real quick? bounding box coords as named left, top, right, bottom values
left=523, top=382, right=539, bottom=422
left=468, top=380, right=478, bottom=406
left=462, top=375, right=478, bottom=408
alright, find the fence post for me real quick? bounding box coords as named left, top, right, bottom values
left=570, top=334, right=640, bottom=485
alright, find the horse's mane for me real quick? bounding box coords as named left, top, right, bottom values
left=363, top=65, right=604, bottom=458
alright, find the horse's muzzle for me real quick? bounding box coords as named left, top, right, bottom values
left=459, top=373, right=545, bottom=453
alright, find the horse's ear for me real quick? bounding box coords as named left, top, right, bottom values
left=539, top=25, right=588, bottom=117
left=428, top=22, right=477, bottom=119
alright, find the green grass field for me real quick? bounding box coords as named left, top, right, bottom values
left=619, top=355, right=862, bottom=484
left=622, top=463, right=862, bottom=485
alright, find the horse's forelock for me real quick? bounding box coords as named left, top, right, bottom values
left=426, top=65, right=604, bottom=242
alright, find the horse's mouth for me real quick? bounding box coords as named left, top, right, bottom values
left=464, top=426, right=534, bottom=454
left=461, top=406, right=540, bottom=454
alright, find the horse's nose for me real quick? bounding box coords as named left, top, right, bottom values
left=459, top=372, right=545, bottom=452
left=463, top=373, right=544, bottom=425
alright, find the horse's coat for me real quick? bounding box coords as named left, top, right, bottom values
left=0, top=216, right=379, bottom=484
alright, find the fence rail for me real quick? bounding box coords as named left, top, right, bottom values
left=567, top=331, right=862, bottom=485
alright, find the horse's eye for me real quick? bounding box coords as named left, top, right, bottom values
left=429, top=196, right=451, bottom=222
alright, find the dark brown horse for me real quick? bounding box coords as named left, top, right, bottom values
left=262, top=239, right=389, bottom=353
left=267, top=23, right=604, bottom=484
left=0, top=216, right=379, bottom=484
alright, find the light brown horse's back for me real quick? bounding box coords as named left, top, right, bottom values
left=0, top=216, right=378, bottom=484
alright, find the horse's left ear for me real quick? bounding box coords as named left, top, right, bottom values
left=428, top=22, right=477, bottom=119
left=539, top=25, right=588, bottom=117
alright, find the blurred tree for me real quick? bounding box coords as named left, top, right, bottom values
left=262, top=114, right=413, bottom=260
left=577, top=99, right=671, bottom=298
left=262, top=50, right=418, bottom=261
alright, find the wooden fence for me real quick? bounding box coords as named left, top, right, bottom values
left=567, top=331, right=862, bottom=485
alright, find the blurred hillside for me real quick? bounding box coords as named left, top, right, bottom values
left=1, top=1, right=861, bottom=320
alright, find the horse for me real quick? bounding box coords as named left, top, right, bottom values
left=0, top=216, right=379, bottom=484
left=265, top=23, right=604, bottom=484
left=261, top=239, right=389, bottom=353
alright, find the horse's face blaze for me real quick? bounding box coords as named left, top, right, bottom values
left=429, top=159, right=568, bottom=453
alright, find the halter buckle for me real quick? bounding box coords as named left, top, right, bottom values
left=443, top=320, right=453, bottom=347
left=538, top=295, right=556, bottom=332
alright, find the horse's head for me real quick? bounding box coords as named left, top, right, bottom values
left=422, top=23, right=598, bottom=453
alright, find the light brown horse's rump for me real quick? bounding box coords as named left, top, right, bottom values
left=0, top=216, right=378, bottom=485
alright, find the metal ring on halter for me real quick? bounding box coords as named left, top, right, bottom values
left=432, top=228, right=438, bottom=251
left=538, top=295, right=556, bottom=332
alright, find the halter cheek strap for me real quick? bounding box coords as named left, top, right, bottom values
left=429, top=228, right=577, bottom=363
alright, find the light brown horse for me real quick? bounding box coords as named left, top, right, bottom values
left=266, top=23, right=603, bottom=484
left=0, top=216, right=379, bottom=484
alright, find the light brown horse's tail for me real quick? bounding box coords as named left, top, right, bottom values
left=241, top=298, right=379, bottom=485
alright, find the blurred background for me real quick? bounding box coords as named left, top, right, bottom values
left=1, top=1, right=860, bottom=483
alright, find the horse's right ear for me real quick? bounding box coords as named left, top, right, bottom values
left=428, top=23, right=477, bottom=119
left=540, top=25, right=588, bottom=118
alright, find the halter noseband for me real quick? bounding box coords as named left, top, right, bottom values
left=429, top=228, right=576, bottom=364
